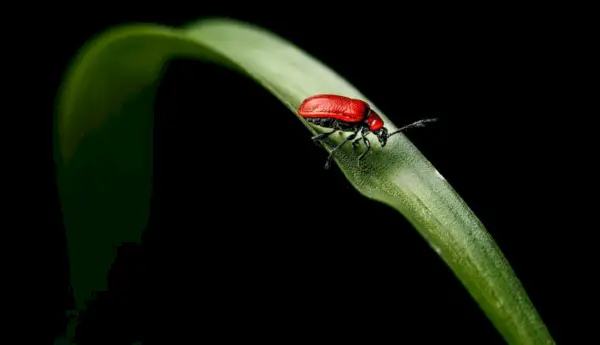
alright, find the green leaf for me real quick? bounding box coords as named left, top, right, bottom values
left=55, top=18, right=555, bottom=344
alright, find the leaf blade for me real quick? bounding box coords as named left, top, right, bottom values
left=55, top=18, right=555, bottom=344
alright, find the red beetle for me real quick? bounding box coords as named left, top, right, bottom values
left=298, top=94, right=437, bottom=169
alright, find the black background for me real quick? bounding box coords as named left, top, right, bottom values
left=11, top=2, right=595, bottom=344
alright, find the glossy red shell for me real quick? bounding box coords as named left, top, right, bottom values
left=297, top=94, right=370, bottom=123
left=366, top=111, right=384, bottom=131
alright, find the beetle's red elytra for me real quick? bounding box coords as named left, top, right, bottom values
left=298, top=94, right=437, bottom=170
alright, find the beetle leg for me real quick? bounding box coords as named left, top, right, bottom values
left=324, top=130, right=359, bottom=170
left=353, top=127, right=369, bottom=148
left=311, top=129, right=338, bottom=142
left=357, top=137, right=371, bottom=161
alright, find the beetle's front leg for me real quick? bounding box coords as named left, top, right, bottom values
left=357, top=137, right=371, bottom=161
left=352, top=127, right=369, bottom=148
left=323, top=128, right=360, bottom=170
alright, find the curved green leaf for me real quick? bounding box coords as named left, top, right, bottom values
left=55, top=18, right=555, bottom=344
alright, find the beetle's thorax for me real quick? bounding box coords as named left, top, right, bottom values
left=366, top=111, right=384, bottom=132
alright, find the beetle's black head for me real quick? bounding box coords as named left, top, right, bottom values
left=373, top=127, right=389, bottom=147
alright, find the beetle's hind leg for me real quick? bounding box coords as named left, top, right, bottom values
left=311, top=129, right=338, bottom=142
left=311, top=119, right=341, bottom=143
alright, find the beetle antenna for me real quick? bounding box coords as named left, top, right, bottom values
left=386, top=118, right=438, bottom=138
